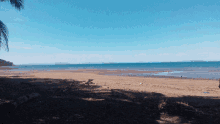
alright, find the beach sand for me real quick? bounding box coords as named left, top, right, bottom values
left=5, top=69, right=220, bottom=98
left=1, top=69, right=220, bottom=123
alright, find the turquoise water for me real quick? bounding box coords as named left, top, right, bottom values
left=6, top=62, right=220, bottom=80
left=153, top=71, right=184, bottom=75
left=8, top=62, right=220, bottom=70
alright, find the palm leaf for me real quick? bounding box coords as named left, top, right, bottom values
left=0, top=0, right=24, bottom=10
left=0, top=0, right=24, bottom=52
left=0, top=20, right=9, bottom=52
left=9, top=0, right=24, bottom=10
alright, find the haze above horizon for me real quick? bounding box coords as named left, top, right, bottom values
left=1, top=0, right=220, bottom=65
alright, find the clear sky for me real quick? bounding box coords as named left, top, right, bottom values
left=1, top=0, right=220, bottom=65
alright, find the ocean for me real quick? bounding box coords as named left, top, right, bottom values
left=6, top=62, right=220, bottom=80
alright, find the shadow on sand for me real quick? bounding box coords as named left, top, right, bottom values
left=0, top=76, right=220, bottom=124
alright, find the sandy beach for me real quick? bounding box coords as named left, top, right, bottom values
left=1, top=69, right=220, bottom=123
left=4, top=69, right=220, bottom=98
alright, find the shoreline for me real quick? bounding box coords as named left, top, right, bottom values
left=4, top=68, right=220, bottom=81
left=1, top=69, right=220, bottom=98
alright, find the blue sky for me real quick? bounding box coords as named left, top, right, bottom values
left=1, top=0, right=220, bottom=65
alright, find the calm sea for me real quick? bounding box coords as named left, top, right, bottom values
left=6, top=62, right=220, bottom=80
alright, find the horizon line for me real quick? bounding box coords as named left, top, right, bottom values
left=14, top=60, right=220, bottom=66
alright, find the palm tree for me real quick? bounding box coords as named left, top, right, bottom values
left=0, top=0, right=24, bottom=52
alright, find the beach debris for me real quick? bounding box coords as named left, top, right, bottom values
left=203, top=92, right=209, bottom=94
left=85, top=79, right=94, bottom=86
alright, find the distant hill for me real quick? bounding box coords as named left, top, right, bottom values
left=0, top=59, right=14, bottom=66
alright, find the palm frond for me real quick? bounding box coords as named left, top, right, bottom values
left=9, top=0, right=24, bottom=10
left=0, top=0, right=24, bottom=52
left=0, top=20, right=9, bottom=52
left=0, top=0, right=24, bottom=10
